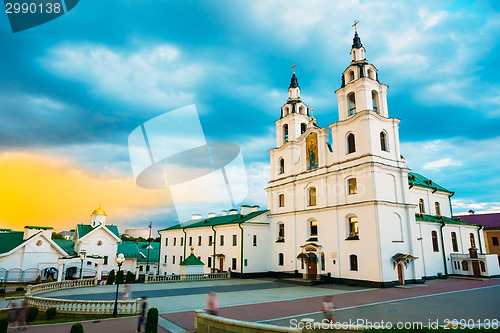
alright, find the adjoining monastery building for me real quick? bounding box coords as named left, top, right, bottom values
left=159, top=32, right=500, bottom=286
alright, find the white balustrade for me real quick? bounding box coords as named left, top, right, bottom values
left=26, top=296, right=142, bottom=315
left=26, top=277, right=98, bottom=296
left=145, top=272, right=230, bottom=283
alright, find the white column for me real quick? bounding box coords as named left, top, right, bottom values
left=135, top=266, right=140, bottom=280
left=96, top=263, right=102, bottom=281
left=57, top=262, right=65, bottom=282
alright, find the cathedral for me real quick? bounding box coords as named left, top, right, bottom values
left=158, top=32, right=499, bottom=286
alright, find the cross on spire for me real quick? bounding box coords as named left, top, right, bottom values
left=352, top=20, right=359, bottom=33
left=310, top=107, right=315, bottom=118
left=292, top=63, right=296, bottom=74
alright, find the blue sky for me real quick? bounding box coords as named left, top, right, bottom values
left=1, top=0, right=499, bottom=232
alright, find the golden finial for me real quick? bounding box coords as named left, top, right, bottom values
left=99, top=202, right=101, bottom=208
left=190, top=246, right=194, bottom=254
left=292, top=63, right=296, bottom=74
left=352, top=20, right=359, bottom=33
left=310, top=107, right=315, bottom=118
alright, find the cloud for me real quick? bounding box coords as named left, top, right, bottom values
left=423, top=158, right=462, bottom=171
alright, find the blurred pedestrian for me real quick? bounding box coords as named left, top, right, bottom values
left=18, top=299, right=28, bottom=330
left=136, top=296, right=147, bottom=333
left=121, top=283, right=131, bottom=300
left=206, top=291, right=218, bottom=316
left=7, top=302, right=18, bottom=330
left=321, top=295, right=337, bottom=324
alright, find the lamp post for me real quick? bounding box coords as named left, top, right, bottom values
left=0, top=277, right=4, bottom=298
left=113, top=253, right=124, bottom=317
left=146, top=222, right=152, bottom=275
left=79, top=250, right=87, bottom=279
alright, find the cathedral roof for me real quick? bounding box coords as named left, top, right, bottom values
left=408, top=172, right=452, bottom=193
left=160, top=210, right=269, bottom=231
left=290, top=73, right=299, bottom=88
left=352, top=32, right=363, bottom=49
left=415, top=213, right=476, bottom=226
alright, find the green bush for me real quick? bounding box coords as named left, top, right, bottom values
left=116, top=270, right=124, bottom=284
left=107, top=270, right=115, bottom=285
left=145, top=307, right=158, bottom=333
left=70, top=323, right=84, bottom=333
left=0, top=288, right=5, bottom=295
left=0, top=318, right=8, bottom=333
left=46, top=307, right=57, bottom=320
left=34, top=275, right=42, bottom=284
left=125, top=271, right=135, bottom=283
left=46, top=275, right=54, bottom=282
left=27, top=306, right=39, bottom=322
left=15, top=287, right=24, bottom=292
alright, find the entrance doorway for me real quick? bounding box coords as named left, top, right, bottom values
left=219, top=257, right=224, bottom=272
left=472, top=261, right=481, bottom=277
left=397, top=263, right=404, bottom=284
left=308, top=259, right=317, bottom=280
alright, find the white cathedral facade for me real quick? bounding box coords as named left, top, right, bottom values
left=159, top=32, right=499, bottom=286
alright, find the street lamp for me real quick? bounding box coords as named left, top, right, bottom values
left=146, top=222, right=152, bottom=275
left=79, top=250, right=87, bottom=279
left=0, top=277, right=4, bottom=298
left=113, top=253, right=125, bottom=317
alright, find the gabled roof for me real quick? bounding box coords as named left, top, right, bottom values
left=117, top=241, right=142, bottom=259
left=0, top=231, right=25, bottom=254
left=160, top=210, right=269, bottom=231
left=24, top=226, right=53, bottom=230
left=76, top=224, right=120, bottom=240
left=415, top=213, right=476, bottom=226
left=454, top=213, right=500, bottom=230
left=53, top=239, right=76, bottom=255
left=408, top=172, right=452, bottom=193
left=180, top=253, right=204, bottom=266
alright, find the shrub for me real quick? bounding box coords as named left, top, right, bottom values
left=46, top=275, right=54, bottom=282
left=145, top=307, right=158, bottom=333
left=15, top=287, right=24, bottom=292
left=0, top=288, right=5, bottom=295
left=107, top=270, right=115, bottom=285
left=0, top=318, right=8, bottom=333
left=46, top=307, right=57, bottom=320
left=27, top=306, right=39, bottom=322
left=116, top=270, right=124, bottom=284
left=34, top=275, right=42, bottom=284
left=70, top=323, right=84, bottom=333
left=125, top=271, right=135, bottom=284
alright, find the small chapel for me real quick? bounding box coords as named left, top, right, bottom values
left=158, top=30, right=500, bottom=286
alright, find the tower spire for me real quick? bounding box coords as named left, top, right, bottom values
left=290, top=64, right=299, bottom=89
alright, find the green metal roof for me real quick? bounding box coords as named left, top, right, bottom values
left=24, top=226, right=53, bottom=230
left=160, top=210, right=269, bottom=231
left=53, top=239, right=76, bottom=255
left=180, top=253, right=204, bottom=266
left=76, top=224, right=120, bottom=239
left=117, top=241, right=142, bottom=259
left=136, top=242, right=160, bottom=263
left=408, top=172, right=452, bottom=193
left=0, top=231, right=25, bottom=254
left=415, top=213, right=477, bottom=226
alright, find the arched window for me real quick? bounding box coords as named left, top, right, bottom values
left=380, top=131, right=388, bottom=152
left=348, top=178, right=357, bottom=195
left=299, top=106, right=305, bottom=115
left=419, top=199, right=425, bottom=214
left=279, top=158, right=284, bottom=174
left=347, top=133, right=356, bottom=154
left=435, top=202, right=441, bottom=215
left=470, top=233, right=475, bottom=248
left=278, top=223, right=285, bottom=241
left=278, top=253, right=284, bottom=266
left=367, top=68, right=375, bottom=79
left=348, top=70, right=355, bottom=82
left=432, top=230, right=439, bottom=252
left=350, top=254, right=358, bottom=271
left=283, top=124, right=288, bottom=143
left=462, top=260, right=469, bottom=271
left=451, top=232, right=458, bottom=252
left=301, top=123, right=307, bottom=134
left=310, top=220, right=318, bottom=237
left=348, top=216, right=358, bottom=238
left=278, top=194, right=284, bottom=207
left=308, top=187, right=316, bottom=206
left=480, top=261, right=486, bottom=272
left=372, top=90, right=379, bottom=113
left=347, top=92, right=356, bottom=116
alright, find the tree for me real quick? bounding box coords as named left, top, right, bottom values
left=145, top=308, right=158, bottom=333
left=70, top=323, right=84, bottom=333
left=126, top=271, right=135, bottom=284
left=116, top=269, right=124, bottom=284
left=51, top=233, right=65, bottom=240
left=107, top=269, right=115, bottom=285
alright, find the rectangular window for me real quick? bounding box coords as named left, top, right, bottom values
left=180, top=237, right=183, bottom=246
left=209, top=235, right=213, bottom=246
left=253, top=235, right=257, bottom=246
left=220, top=235, right=224, bottom=246
left=279, top=194, right=284, bottom=207
left=189, top=237, right=192, bottom=246
left=432, top=231, right=439, bottom=252
left=310, top=220, right=318, bottom=237
left=419, top=199, right=425, bottom=214
left=350, top=254, right=358, bottom=271
left=146, top=265, right=150, bottom=272
left=493, top=236, right=499, bottom=246
left=165, top=238, right=168, bottom=246
left=172, top=256, right=175, bottom=264
left=348, top=178, right=357, bottom=195
left=232, top=258, right=237, bottom=270
left=232, top=235, right=237, bottom=246
left=103, top=256, right=108, bottom=265
left=198, top=236, right=202, bottom=246
left=435, top=202, right=441, bottom=216
left=164, top=255, right=167, bottom=264
left=349, top=217, right=358, bottom=237
left=208, top=256, right=212, bottom=268
left=244, top=259, right=247, bottom=266
left=173, top=237, right=176, bottom=246
left=139, top=266, right=143, bottom=272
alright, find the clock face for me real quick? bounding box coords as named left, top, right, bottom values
left=36, top=240, right=42, bottom=246
left=97, top=240, right=103, bottom=246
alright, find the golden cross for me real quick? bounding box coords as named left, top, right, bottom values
left=292, top=63, right=296, bottom=74
left=310, top=107, right=315, bottom=118
left=352, top=20, right=359, bottom=33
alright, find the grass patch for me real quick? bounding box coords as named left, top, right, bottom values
left=0, top=309, right=132, bottom=326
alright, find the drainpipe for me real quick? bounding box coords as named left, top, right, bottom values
left=211, top=225, right=216, bottom=273
left=448, top=192, right=455, bottom=216
left=238, top=222, right=244, bottom=278
left=439, top=223, right=448, bottom=276
left=477, top=225, right=484, bottom=254
left=182, top=228, right=187, bottom=259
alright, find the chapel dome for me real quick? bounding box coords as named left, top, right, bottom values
left=91, top=204, right=107, bottom=216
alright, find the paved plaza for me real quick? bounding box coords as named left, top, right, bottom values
left=5, top=277, right=500, bottom=332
